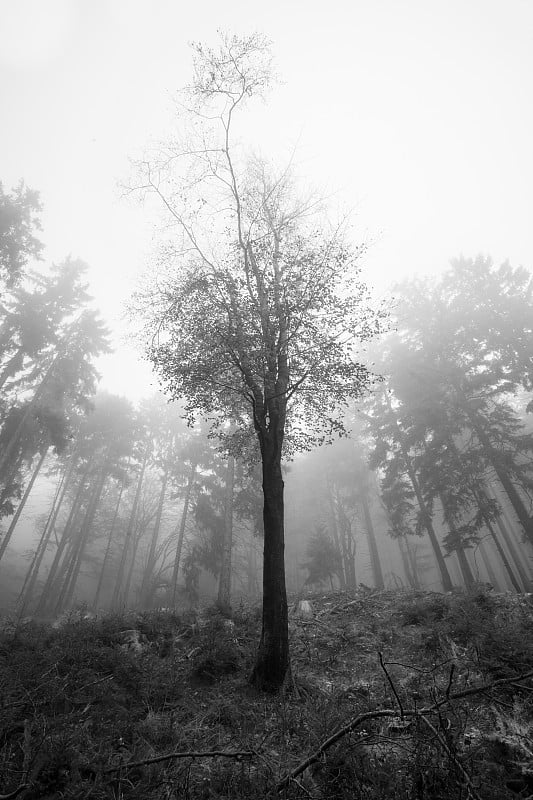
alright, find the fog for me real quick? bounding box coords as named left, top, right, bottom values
left=1, top=6, right=533, bottom=622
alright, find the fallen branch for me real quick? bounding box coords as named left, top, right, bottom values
left=0, top=785, right=29, bottom=800
left=277, top=668, right=533, bottom=791
left=104, top=749, right=255, bottom=774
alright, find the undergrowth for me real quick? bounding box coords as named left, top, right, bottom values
left=0, top=588, right=531, bottom=798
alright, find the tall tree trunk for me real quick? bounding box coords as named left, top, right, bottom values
left=35, top=459, right=93, bottom=615
left=404, top=462, right=453, bottom=591
left=463, top=407, right=533, bottom=546
left=0, top=347, right=24, bottom=391
left=360, top=491, right=384, bottom=589
left=397, top=534, right=419, bottom=589
left=217, top=455, right=235, bottom=611
left=18, top=454, right=76, bottom=614
left=0, top=449, right=47, bottom=562
left=54, top=467, right=108, bottom=614
left=385, top=394, right=453, bottom=591
left=477, top=538, right=502, bottom=591
left=326, top=479, right=346, bottom=590
left=112, top=447, right=149, bottom=610
left=171, top=462, right=197, bottom=607
left=139, top=469, right=168, bottom=607
left=486, top=483, right=533, bottom=589
left=250, top=439, right=289, bottom=691
left=93, top=480, right=126, bottom=610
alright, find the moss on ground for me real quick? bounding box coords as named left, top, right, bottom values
left=0, top=588, right=532, bottom=798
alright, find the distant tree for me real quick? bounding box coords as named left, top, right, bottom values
left=303, top=525, right=342, bottom=590
left=133, top=33, right=384, bottom=690
left=0, top=180, right=43, bottom=288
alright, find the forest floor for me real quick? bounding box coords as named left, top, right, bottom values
left=0, top=587, right=532, bottom=799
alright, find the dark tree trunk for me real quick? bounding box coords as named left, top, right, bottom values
left=19, top=455, right=76, bottom=613
left=477, top=538, right=502, bottom=591
left=326, top=480, right=346, bottom=590
left=360, top=492, right=384, bottom=589
left=112, top=447, right=149, bottom=610
left=55, top=467, right=108, bottom=614
left=404, top=462, right=453, bottom=591
left=250, top=440, right=289, bottom=691
left=171, top=462, right=197, bottom=607
left=464, top=407, right=533, bottom=546
left=217, top=456, right=235, bottom=611
left=0, top=449, right=47, bottom=562
left=93, top=480, right=126, bottom=610
left=139, top=469, right=168, bottom=607
left=397, top=534, right=419, bottom=589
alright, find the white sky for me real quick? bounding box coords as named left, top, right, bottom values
left=1, top=0, right=532, bottom=400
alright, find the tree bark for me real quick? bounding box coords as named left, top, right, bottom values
left=0, top=449, right=47, bottom=562
left=19, top=454, right=77, bottom=613
left=360, top=491, right=384, bottom=589
left=93, top=479, right=126, bottom=610
left=171, top=462, right=197, bottom=607
left=217, top=455, right=235, bottom=611
left=326, top=479, right=346, bottom=590
left=112, top=446, right=149, bottom=610
left=250, top=439, right=289, bottom=691
left=139, top=469, right=168, bottom=607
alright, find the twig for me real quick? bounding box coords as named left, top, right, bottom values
left=103, top=749, right=255, bottom=774
left=379, top=652, right=404, bottom=717
left=276, top=668, right=533, bottom=791
left=418, top=714, right=483, bottom=800
left=0, top=785, right=29, bottom=800
left=445, top=664, right=456, bottom=699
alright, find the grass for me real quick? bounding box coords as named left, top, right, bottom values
left=0, top=587, right=532, bottom=798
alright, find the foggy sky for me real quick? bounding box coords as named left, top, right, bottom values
left=1, top=0, right=532, bottom=399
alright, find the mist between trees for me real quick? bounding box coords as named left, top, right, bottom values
left=1, top=34, right=533, bottom=692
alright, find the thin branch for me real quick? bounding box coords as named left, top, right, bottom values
left=277, top=668, right=533, bottom=791
left=104, top=749, right=255, bottom=774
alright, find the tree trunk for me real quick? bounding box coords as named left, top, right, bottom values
left=18, top=455, right=76, bottom=614
left=464, top=408, right=533, bottom=546
left=171, top=462, right=197, bottom=607
left=112, top=447, right=149, bottom=610
left=477, top=538, right=502, bottom=591
left=139, top=469, right=168, bottom=607
left=217, top=455, right=235, bottom=611
left=250, top=438, right=289, bottom=692
left=385, top=393, right=453, bottom=592
left=93, top=480, right=126, bottom=610
left=404, top=462, right=453, bottom=591
left=360, top=491, right=384, bottom=589
left=0, top=449, right=47, bottom=562
left=35, top=459, right=93, bottom=615
left=326, top=479, right=346, bottom=590
left=397, top=534, right=419, bottom=589
left=55, top=467, right=108, bottom=614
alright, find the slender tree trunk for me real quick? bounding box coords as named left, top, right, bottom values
left=477, top=538, right=502, bottom=591
left=122, top=523, right=146, bottom=609
left=55, top=467, right=108, bottom=614
left=464, top=410, right=533, bottom=546
left=139, top=469, right=168, bottom=607
left=93, top=480, right=126, bottom=610
left=397, top=534, right=419, bottom=589
left=0, top=449, right=47, bottom=562
left=404, top=462, right=453, bottom=591
left=385, top=393, right=453, bottom=592
left=35, top=459, right=93, bottom=615
left=171, top=462, right=197, bottom=607
left=217, top=455, right=235, bottom=611
left=486, top=483, right=533, bottom=589
left=360, top=491, right=384, bottom=589
left=250, top=439, right=289, bottom=691
left=18, top=455, right=76, bottom=613
left=326, top=480, right=346, bottom=590
left=0, top=347, right=24, bottom=391
left=112, top=447, right=149, bottom=610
